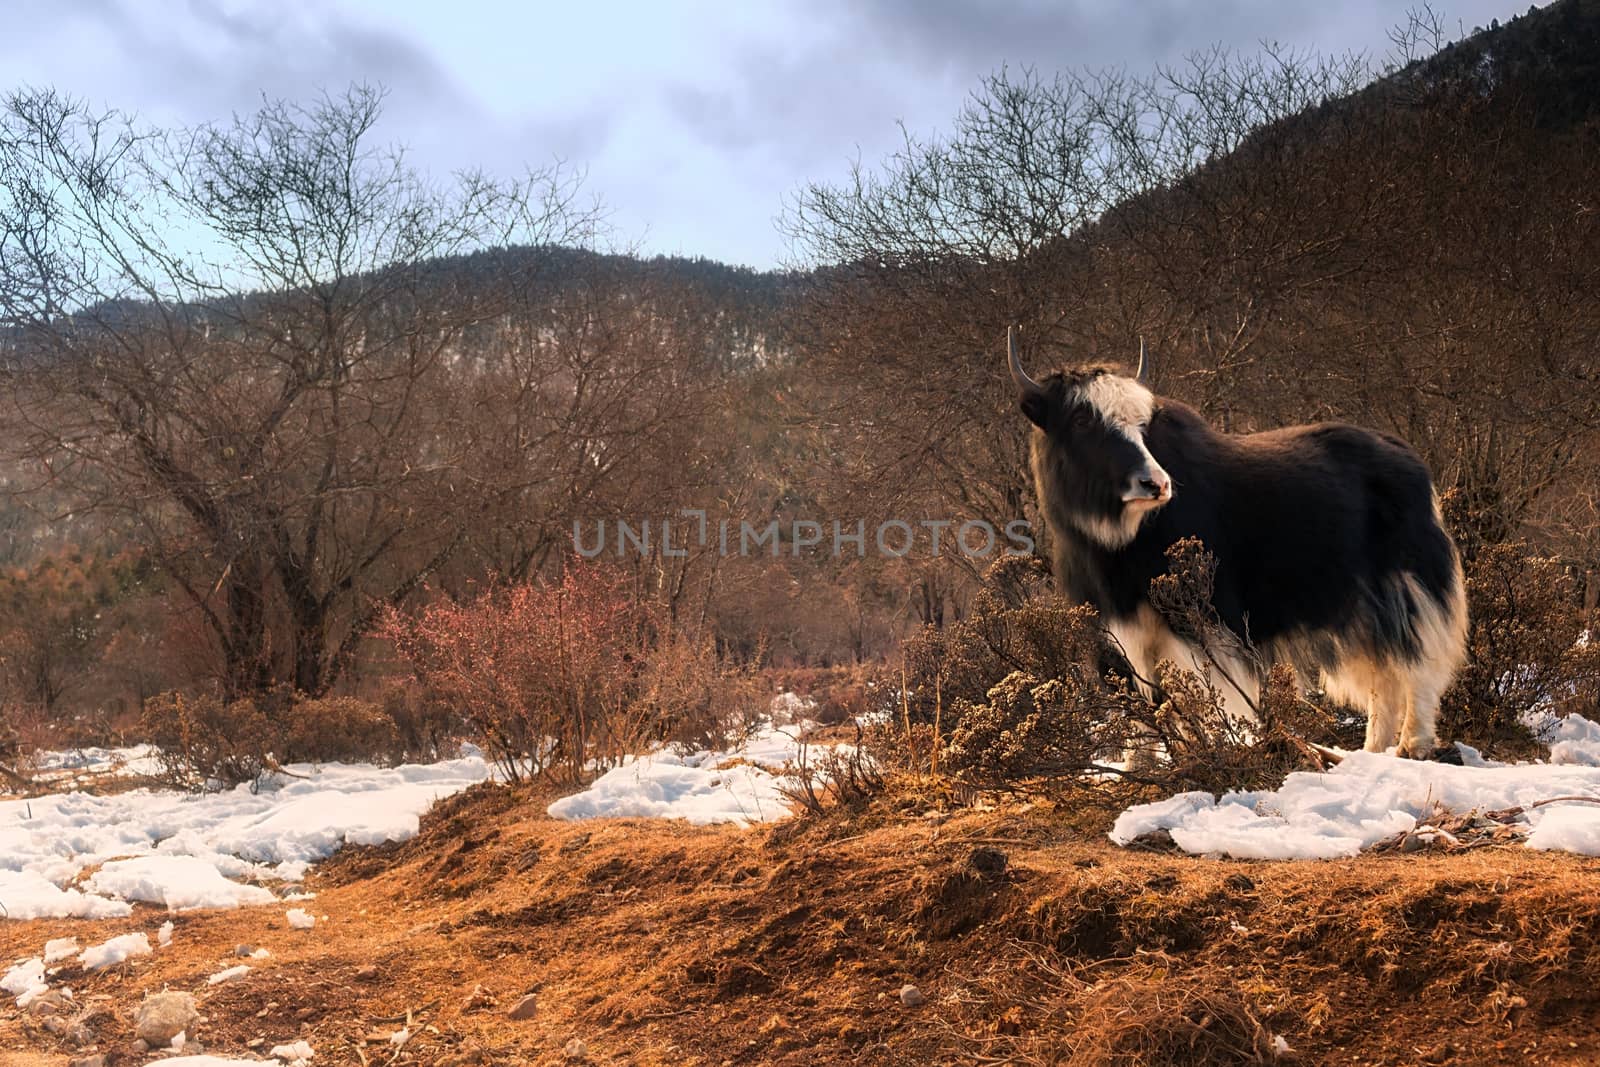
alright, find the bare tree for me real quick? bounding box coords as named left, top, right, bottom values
left=780, top=53, right=1369, bottom=588
left=0, top=85, right=601, bottom=698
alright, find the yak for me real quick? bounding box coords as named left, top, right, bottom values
left=1007, top=327, right=1467, bottom=758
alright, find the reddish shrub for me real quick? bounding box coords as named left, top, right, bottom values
left=379, top=563, right=643, bottom=783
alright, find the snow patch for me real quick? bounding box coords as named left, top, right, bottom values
left=1112, top=717, right=1600, bottom=860
left=87, top=856, right=278, bottom=912
left=1, top=957, right=46, bottom=1005
left=0, top=754, right=490, bottom=920
left=269, top=1040, right=315, bottom=1063
left=79, top=931, right=152, bottom=969
left=769, top=691, right=816, bottom=723
left=286, top=908, right=315, bottom=930
left=1526, top=708, right=1600, bottom=767
left=207, top=964, right=250, bottom=985
left=43, top=936, right=78, bottom=963
left=30, top=744, right=162, bottom=781
left=547, top=721, right=818, bottom=826
left=0, top=870, right=134, bottom=921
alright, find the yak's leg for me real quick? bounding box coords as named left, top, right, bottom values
left=1396, top=672, right=1443, bottom=760
left=1395, top=573, right=1468, bottom=759
left=1109, top=609, right=1168, bottom=771
left=1162, top=630, right=1261, bottom=742
left=1206, top=653, right=1262, bottom=740
left=1371, top=666, right=1419, bottom=754
left=1363, top=684, right=1403, bottom=753
left=1123, top=657, right=1165, bottom=773
left=1336, top=654, right=1402, bottom=754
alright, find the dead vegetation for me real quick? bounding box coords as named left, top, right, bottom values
left=5, top=784, right=1600, bottom=1066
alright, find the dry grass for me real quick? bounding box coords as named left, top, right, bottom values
left=4, top=785, right=1600, bottom=1065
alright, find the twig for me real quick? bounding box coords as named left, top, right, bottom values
left=823, top=833, right=870, bottom=848
left=639, top=1007, right=699, bottom=1020
left=1526, top=795, right=1600, bottom=810
left=369, top=998, right=441, bottom=1024
left=1305, top=740, right=1346, bottom=767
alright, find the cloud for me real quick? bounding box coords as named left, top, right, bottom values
left=3, top=0, right=1537, bottom=267
left=6, top=0, right=480, bottom=148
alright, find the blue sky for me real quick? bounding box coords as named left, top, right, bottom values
left=3, top=0, right=1523, bottom=268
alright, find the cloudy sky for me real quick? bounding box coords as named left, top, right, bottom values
left=3, top=0, right=1521, bottom=268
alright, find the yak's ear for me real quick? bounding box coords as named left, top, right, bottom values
left=1019, top=389, right=1051, bottom=429
left=1008, top=325, right=1050, bottom=429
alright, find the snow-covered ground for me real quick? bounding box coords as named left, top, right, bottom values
left=0, top=755, right=489, bottom=920
left=28, top=744, right=164, bottom=783
left=1112, top=711, right=1600, bottom=860
left=546, top=720, right=817, bottom=826
left=3, top=701, right=822, bottom=922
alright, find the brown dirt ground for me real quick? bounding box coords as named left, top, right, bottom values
left=3, top=783, right=1600, bottom=1066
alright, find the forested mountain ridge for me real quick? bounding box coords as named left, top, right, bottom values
left=2, top=0, right=1597, bottom=734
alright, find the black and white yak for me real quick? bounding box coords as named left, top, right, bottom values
left=1008, top=327, right=1467, bottom=758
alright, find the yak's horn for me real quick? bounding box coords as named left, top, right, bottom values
left=1136, top=336, right=1150, bottom=383
left=1008, top=326, right=1043, bottom=395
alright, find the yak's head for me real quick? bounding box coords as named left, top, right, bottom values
left=1008, top=326, right=1173, bottom=550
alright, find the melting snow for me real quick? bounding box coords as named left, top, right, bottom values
left=1, top=957, right=46, bottom=1005
left=207, top=964, right=251, bottom=985
left=30, top=744, right=163, bottom=782
left=43, top=936, right=78, bottom=963
left=1112, top=712, right=1600, bottom=859
left=79, top=931, right=152, bottom=969
left=1525, top=708, right=1600, bottom=767
left=270, top=1039, right=315, bottom=1063
left=0, top=756, right=489, bottom=920
left=87, top=856, right=279, bottom=911
left=546, top=721, right=818, bottom=825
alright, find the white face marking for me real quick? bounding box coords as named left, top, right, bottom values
left=1082, top=374, right=1155, bottom=436
left=1070, top=374, right=1173, bottom=549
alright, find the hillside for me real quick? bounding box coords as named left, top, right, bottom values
left=3, top=785, right=1599, bottom=1065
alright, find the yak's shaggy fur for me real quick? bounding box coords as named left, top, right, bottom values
left=1016, top=356, right=1467, bottom=757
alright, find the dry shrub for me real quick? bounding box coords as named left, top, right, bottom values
left=630, top=628, right=767, bottom=753
left=382, top=562, right=771, bottom=783
left=771, top=664, right=889, bottom=726
left=139, top=690, right=277, bottom=788
left=50, top=706, right=125, bottom=750
left=1146, top=539, right=1256, bottom=682
left=1133, top=540, right=1339, bottom=788
left=781, top=723, right=887, bottom=816
left=0, top=704, right=31, bottom=790
left=1067, top=974, right=1278, bottom=1067
left=141, top=688, right=429, bottom=788
left=1153, top=659, right=1339, bottom=792
left=279, top=695, right=400, bottom=765
left=1442, top=541, right=1600, bottom=755
left=925, top=544, right=1337, bottom=798
left=379, top=564, right=642, bottom=783
left=379, top=686, right=462, bottom=762
left=904, top=556, right=1103, bottom=721
left=943, top=669, right=1143, bottom=788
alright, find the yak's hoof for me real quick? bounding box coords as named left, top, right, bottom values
left=1399, top=743, right=1462, bottom=764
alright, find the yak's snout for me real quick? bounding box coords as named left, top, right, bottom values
left=1123, top=466, right=1172, bottom=506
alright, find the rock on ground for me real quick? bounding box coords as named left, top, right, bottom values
left=134, top=990, right=199, bottom=1044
